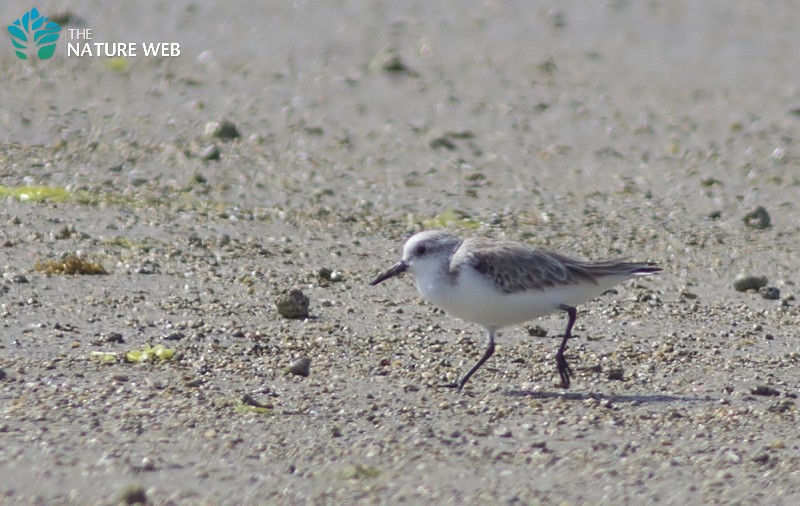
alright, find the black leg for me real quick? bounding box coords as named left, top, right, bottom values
left=441, top=330, right=496, bottom=391
left=556, top=304, right=576, bottom=388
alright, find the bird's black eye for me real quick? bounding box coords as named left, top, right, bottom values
left=415, top=244, right=427, bottom=256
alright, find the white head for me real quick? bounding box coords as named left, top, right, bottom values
left=370, top=231, right=462, bottom=286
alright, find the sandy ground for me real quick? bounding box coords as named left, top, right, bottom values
left=1, top=1, right=799, bottom=504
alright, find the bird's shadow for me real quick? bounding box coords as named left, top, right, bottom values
left=504, top=389, right=712, bottom=405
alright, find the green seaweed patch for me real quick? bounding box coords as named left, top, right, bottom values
left=0, top=185, right=98, bottom=204
left=89, top=351, right=119, bottom=363
left=421, top=208, right=479, bottom=229
left=0, top=185, right=71, bottom=202
left=234, top=393, right=273, bottom=415
left=102, top=236, right=150, bottom=250
left=125, top=344, right=175, bottom=363
left=332, top=463, right=382, bottom=481
left=106, top=57, right=130, bottom=73
left=234, top=402, right=272, bottom=415
left=35, top=255, right=108, bottom=275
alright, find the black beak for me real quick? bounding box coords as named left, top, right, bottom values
left=370, top=261, right=408, bottom=286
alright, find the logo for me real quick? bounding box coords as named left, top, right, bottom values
left=7, top=7, right=61, bottom=60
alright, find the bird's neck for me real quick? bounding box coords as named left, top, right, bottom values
left=415, top=262, right=454, bottom=305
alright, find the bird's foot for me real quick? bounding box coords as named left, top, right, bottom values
left=556, top=353, right=574, bottom=389
left=438, top=381, right=463, bottom=391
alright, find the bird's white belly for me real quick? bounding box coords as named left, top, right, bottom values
left=417, top=267, right=626, bottom=330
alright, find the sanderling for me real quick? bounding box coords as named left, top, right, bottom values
left=371, top=230, right=661, bottom=390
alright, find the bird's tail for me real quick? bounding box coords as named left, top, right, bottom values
left=585, top=260, right=662, bottom=278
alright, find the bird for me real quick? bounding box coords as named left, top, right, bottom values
left=370, top=230, right=661, bottom=390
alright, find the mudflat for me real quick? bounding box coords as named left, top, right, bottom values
left=1, top=1, right=798, bottom=504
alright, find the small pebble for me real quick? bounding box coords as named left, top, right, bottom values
left=607, top=368, right=625, bottom=381
left=287, top=357, right=311, bottom=377
left=164, top=332, right=185, bottom=341
left=241, top=393, right=271, bottom=409
left=118, top=484, right=147, bottom=505
left=771, top=147, right=786, bottom=164
left=494, top=427, right=513, bottom=438
left=743, top=206, right=771, bottom=229
left=200, top=144, right=221, bottom=161
left=750, top=385, right=780, bottom=397
left=5, top=273, right=29, bottom=284
left=133, top=261, right=160, bottom=275
left=767, top=400, right=794, bottom=414
left=430, top=135, right=457, bottom=151
left=276, top=289, right=310, bottom=319
left=139, top=457, right=155, bottom=472
left=381, top=52, right=415, bottom=75
left=205, top=119, right=240, bottom=140
left=105, top=332, right=124, bottom=344
left=759, top=286, right=780, bottom=300
left=733, top=274, right=768, bottom=292
left=527, top=325, right=548, bottom=337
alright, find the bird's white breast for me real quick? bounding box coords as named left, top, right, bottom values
left=419, top=265, right=631, bottom=330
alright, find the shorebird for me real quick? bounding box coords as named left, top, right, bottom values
left=371, top=230, right=661, bottom=390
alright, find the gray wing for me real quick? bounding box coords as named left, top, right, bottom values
left=451, top=239, right=599, bottom=293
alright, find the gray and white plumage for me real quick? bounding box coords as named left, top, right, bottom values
left=371, top=230, right=662, bottom=390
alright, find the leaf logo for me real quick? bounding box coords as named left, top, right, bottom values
left=7, top=7, right=62, bottom=60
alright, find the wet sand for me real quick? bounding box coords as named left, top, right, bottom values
left=1, top=1, right=799, bottom=504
